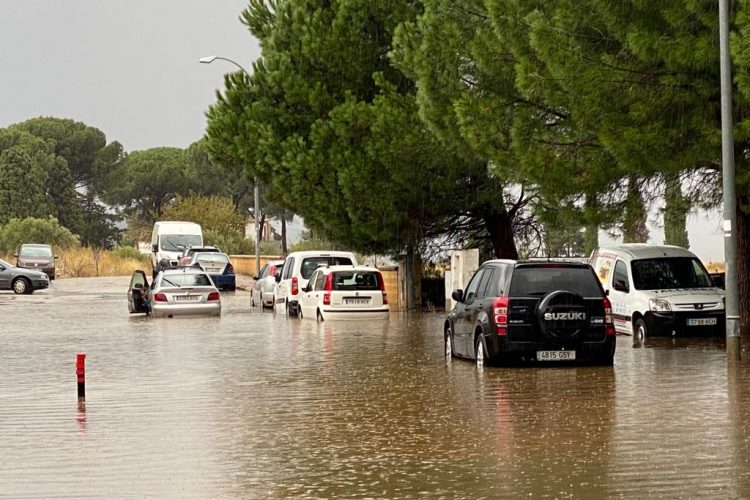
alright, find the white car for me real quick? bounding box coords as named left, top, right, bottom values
left=590, top=244, right=725, bottom=337
left=251, top=259, right=284, bottom=309
left=298, top=265, right=389, bottom=321
left=128, top=268, right=221, bottom=318
left=275, top=250, right=358, bottom=317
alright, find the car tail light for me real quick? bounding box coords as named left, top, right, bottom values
left=603, top=297, right=615, bottom=336
left=269, top=265, right=276, bottom=276
left=226, top=263, right=234, bottom=274
left=493, top=296, right=509, bottom=335
left=153, top=293, right=168, bottom=303
left=181, top=257, right=191, bottom=266
left=323, top=273, right=332, bottom=305
left=377, top=272, right=388, bottom=305
left=207, top=291, right=220, bottom=301
left=292, top=276, right=298, bottom=295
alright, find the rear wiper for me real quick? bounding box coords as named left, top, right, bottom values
left=162, top=278, right=181, bottom=288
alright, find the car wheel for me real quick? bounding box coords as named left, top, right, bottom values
left=475, top=335, right=485, bottom=368
left=286, top=301, right=297, bottom=318
left=444, top=325, right=454, bottom=358
left=634, top=318, right=648, bottom=340
left=12, top=277, right=30, bottom=295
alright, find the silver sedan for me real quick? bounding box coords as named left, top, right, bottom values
left=129, top=268, right=221, bottom=318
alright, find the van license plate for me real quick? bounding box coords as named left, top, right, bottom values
left=687, top=318, right=717, bottom=326
left=537, top=350, right=576, bottom=361
left=345, top=298, right=370, bottom=305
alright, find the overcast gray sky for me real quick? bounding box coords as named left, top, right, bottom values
left=0, top=0, right=726, bottom=262
left=0, top=0, right=258, bottom=152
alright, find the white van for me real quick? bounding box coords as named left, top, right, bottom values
left=589, top=244, right=725, bottom=337
left=150, top=221, right=203, bottom=278
left=274, top=250, right=358, bottom=317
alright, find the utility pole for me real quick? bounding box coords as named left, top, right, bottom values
left=719, top=0, right=741, bottom=360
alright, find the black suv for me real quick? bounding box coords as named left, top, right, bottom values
left=444, top=260, right=615, bottom=365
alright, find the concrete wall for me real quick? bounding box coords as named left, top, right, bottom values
left=446, top=249, right=480, bottom=310
left=230, top=255, right=283, bottom=276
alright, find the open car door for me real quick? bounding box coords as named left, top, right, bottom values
left=127, top=270, right=150, bottom=313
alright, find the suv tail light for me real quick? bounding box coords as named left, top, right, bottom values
left=493, top=296, right=509, bottom=335
left=378, top=272, right=388, bottom=305
left=207, top=291, right=220, bottom=301
left=323, top=273, right=333, bottom=305
left=292, top=276, right=299, bottom=296
left=153, top=293, right=168, bottom=303
left=226, top=263, right=234, bottom=274
left=603, top=297, right=615, bottom=336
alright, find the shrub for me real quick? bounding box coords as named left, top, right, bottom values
left=203, top=229, right=255, bottom=255
left=57, top=247, right=148, bottom=278
left=111, top=245, right=148, bottom=261
left=0, top=216, right=80, bottom=254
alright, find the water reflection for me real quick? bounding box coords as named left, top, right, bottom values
left=0, top=278, right=749, bottom=498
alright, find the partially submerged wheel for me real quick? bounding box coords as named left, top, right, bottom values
left=12, top=277, right=30, bottom=295
left=634, top=318, right=648, bottom=339
left=444, top=324, right=454, bottom=358
left=475, top=335, right=485, bottom=368
left=317, top=309, right=324, bottom=322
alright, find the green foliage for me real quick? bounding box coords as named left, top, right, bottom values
left=12, top=117, right=123, bottom=192
left=78, top=194, right=122, bottom=248
left=101, top=147, right=190, bottom=219
left=290, top=233, right=338, bottom=253
left=202, top=229, right=255, bottom=255
left=0, top=217, right=80, bottom=254
left=161, top=194, right=245, bottom=238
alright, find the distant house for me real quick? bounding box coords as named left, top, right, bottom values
left=245, top=214, right=276, bottom=242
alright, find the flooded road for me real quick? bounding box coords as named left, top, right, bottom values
left=1, top=277, right=749, bottom=498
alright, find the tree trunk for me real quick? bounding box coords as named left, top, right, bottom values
left=405, top=244, right=418, bottom=311
left=258, top=212, right=266, bottom=242
left=484, top=208, right=518, bottom=259
left=583, top=194, right=599, bottom=255
left=622, top=176, right=649, bottom=243
left=664, top=174, right=689, bottom=248
left=735, top=194, right=750, bottom=337
left=281, top=216, right=288, bottom=255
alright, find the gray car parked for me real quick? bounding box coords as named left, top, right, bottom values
left=15, top=243, right=57, bottom=280
left=0, top=258, right=50, bottom=294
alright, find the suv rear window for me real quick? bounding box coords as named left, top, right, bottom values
left=332, top=271, right=380, bottom=290
left=509, top=265, right=603, bottom=298
left=300, top=257, right=353, bottom=279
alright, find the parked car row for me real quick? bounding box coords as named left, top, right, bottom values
left=445, top=244, right=726, bottom=367
left=252, top=250, right=390, bottom=322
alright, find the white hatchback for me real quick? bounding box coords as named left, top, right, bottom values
left=297, top=266, right=390, bottom=321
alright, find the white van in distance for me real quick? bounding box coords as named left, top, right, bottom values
left=589, top=244, right=725, bottom=337
left=150, top=221, right=203, bottom=278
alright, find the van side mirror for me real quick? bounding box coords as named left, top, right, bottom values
left=274, top=270, right=282, bottom=283
left=613, top=278, right=629, bottom=293
left=13, top=253, right=18, bottom=258
left=152, top=244, right=158, bottom=253
left=452, top=289, right=464, bottom=302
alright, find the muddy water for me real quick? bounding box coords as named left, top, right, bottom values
left=1, top=277, right=749, bottom=498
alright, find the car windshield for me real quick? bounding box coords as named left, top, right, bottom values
left=20, top=246, right=53, bottom=258
left=160, top=235, right=202, bottom=252
left=509, top=266, right=604, bottom=297
left=331, top=271, right=380, bottom=290
left=195, top=253, right=229, bottom=263
left=301, top=257, right=353, bottom=279
left=631, top=257, right=713, bottom=290
left=160, top=273, right=213, bottom=287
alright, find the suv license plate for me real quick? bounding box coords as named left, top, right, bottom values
left=537, top=350, right=576, bottom=361
left=687, top=318, right=717, bottom=326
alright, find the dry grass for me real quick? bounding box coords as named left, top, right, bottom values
left=1, top=248, right=150, bottom=278
left=57, top=248, right=150, bottom=278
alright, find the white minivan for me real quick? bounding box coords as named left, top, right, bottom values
left=274, top=250, right=358, bottom=317
left=150, top=221, right=203, bottom=279
left=589, top=244, right=725, bottom=337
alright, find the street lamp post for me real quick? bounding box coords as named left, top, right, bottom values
left=718, top=0, right=741, bottom=361
left=200, top=55, right=261, bottom=276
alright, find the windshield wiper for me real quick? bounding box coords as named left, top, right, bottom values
left=161, top=278, right=181, bottom=288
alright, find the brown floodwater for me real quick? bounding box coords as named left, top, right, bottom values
left=1, top=277, right=749, bottom=498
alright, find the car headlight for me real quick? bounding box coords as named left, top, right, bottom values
left=649, top=298, right=672, bottom=312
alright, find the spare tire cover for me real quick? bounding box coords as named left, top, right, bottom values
left=536, top=290, right=587, bottom=340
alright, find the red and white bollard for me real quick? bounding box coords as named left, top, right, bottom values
left=76, top=353, right=86, bottom=410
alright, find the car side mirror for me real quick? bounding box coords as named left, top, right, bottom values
left=613, top=279, right=629, bottom=293
left=152, top=244, right=158, bottom=253
left=13, top=253, right=18, bottom=258
left=253, top=275, right=259, bottom=281
left=605, top=289, right=610, bottom=296
left=711, top=274, right=725, bottom=289
left=274, top=270, right=282, bottom=283
left=54, top=255, right=59, bottom=260
left=451, top=289, right=464, bottom=302
left=302, top=285, right=311, bottom=293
